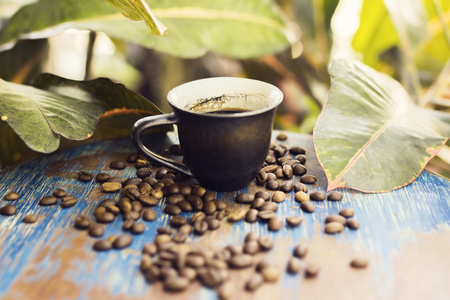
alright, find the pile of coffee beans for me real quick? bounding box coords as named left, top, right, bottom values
left=0, top=131, right=368, bottom=297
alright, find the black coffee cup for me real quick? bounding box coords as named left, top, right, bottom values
left=132, top=77, right=283, bottom=191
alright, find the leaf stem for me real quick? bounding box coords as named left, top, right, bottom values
left=84, top=31, right=97, bottom=80
left=432, top=0, right=450, bottom=49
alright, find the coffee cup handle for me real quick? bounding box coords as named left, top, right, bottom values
left=131, top=113, right=193, bottom=177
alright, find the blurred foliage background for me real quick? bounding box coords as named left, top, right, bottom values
left=0, top=0, right=449, bottom=177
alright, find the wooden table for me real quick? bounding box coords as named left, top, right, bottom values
left=0, top=131, right=449, bottom=300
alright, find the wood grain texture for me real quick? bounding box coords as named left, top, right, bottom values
left=0, top=131, right=449, bottom=300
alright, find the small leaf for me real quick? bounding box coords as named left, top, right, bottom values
left=106, top=0, right=167, bottom=36
left=313, top=60, right=449, bottom=192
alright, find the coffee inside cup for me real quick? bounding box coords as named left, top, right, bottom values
left=184, top=93, right=269, bottom=114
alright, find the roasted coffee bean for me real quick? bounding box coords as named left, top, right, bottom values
left=22, top=214, right=38, bottom=223
left=126, top=153, right=140, bottom=163
left=255, top=191, right=271, bottom=201
left=89, top=223, right=105, bottom=237
left=245, top=273, right=264, bottom=291
left=272, top=191, right=286, bottom=203
left=155, top=233, right=172, bottom=245
left=78, top=171, right=93, bottom=182
left=194, top=219, right=208, bottom=235
left=98, top=198, right=116, bottom=207
left=244, top=240, right=260, bottom=255
left=251, top=198, right=265, bottom=209
left=217, top=280, right=234, bottom=300
left=135, top=159, right=150, bottom=168
left=39, top=196, right=58, bottom=206
left=203, top=201, right=217, bottom=215
left=287, top=257, right=302, bottom=274
left=172, top=231, right=188, bottom=243
left=258, top=236, right=274, bottom=251
left=300, top=202, right=315, bottom=213
left=262, top=165, right=278, bottom=173
left=136, top=167, right=152, bottom=178
left=155, top=168, right=169, bottom=179
left=325, top=215, right=347, bottom=225
left=267, top=173, right=277, bottom=181
left=305, top=264, right=320, bottom=278
left=259, top=201, right=278, bottom=212
left=51, top=189, right=66, bottom=198
left=294, top=191, right=309, bottom=203
left=213, top=199, right=228, bottom=211
left=162, top=173, right=176, bottom=181
left=187, top=196, right=203, bottom=211
left=178, top=224, right=192, bottom=234
left=273, top=146, right=285, bottom=158
left=190, top=211, right=206, bottom=224
left=144, top=265, right=161, bottom=282
left=178, top=184, right=192, bottom=196
left=245, top=232, right=259, bottom=243
left=346, top=218, right=360, bottom=229
left=268, top=216, right=283, bottom=231
left=138, top=194, right=158, bottom=207
left=324, top=221, right=344, bottom=234
left=132, top=222, right=146, bottom=234
left=235, top=193, right=254, bottom=204
left=282, top=165, right=293, bottom=179
left=350, top=257, right=369, bottom=269
left=123, top=210, right=141, bottom=221
left=191, top=186, right=206, bottom=197
left=143, top=177, right=157, bottom=186
left=228, top=254, right=253, bottom=269
left=265, top=154, right=277, bottom=165
left=280, top=180, right=294, bottom=193
left=151, top=189, right=164, bottom=200
left=142, top=242, right=158, bottom=256
left=177, top=267, right=196, bottom=282
left=139, top=182, right=152, bottom=195
left=74, top=215, right=91, bottom=229
left=177, top=200, right=193, bottom=212
left=186, top=254, right=206, bottom=268
left=327, top=191, right=343, bottom=201
left=139, top=208, right=156, bottom=222
left=113, top=234, right=133, bottom=249
left=166, top=184, right=180, bottom=196
left=265, top=179, right=279, bottom=190
left=274, top=166, right=284, bottom=178
left=256, top=170, right=268, bottom=185
left=286, top=216, right=304, bottom=227
left=110, top=160, right=126, bottom=170
left=293, top=244, right=308, bottom=258
left=93, top=239, right=112, bottom=251
left=261, top=265, right=281, bottom=282
left=140, top=253, right=153, bottom=272
left=163, top=276, right=189, bottom=292
left=123, top=177, right=142, bottom=186
left=131, top=200, right=143, bottom=212
left=293, top=164, right=307, bottom=176
left=95, top=173, right=110, bottom=183
left=245, top=209, right=259, bottom=223
left=289, top=145, right=306, bottom=155
left=226, top=245, right=243, bottom=256
left=106, top=206, right=120, bottom=217
left=294, top=182, right=308, bottom=193
left=167, top=194, right=184, bottom=205
left=164, top=204, right=182, bottom=215
left=340, top=208, right=355, bottom=218
left=122, top=219, right=134, bottom=231
left=106, top=235, right=119, bottom=244
left=277, top=156, right=291, bottom=165
left=310, top=191, right=326, bottom=201
left=197, top=267, right=225, bottom=288
left=60, top=195, right=78, bottom=208
left=4, top=191, right=19, bottom=201
left=295, top=154, right=307, bottom=164
left=101, top=182, right=122, bottom=193
left=300, top=175, right=317, bottom=184
left=206, top=218, right=220, bottom=230
left=96, top=212, right=115, bottom=223
left=258, top=210, right=276, bottom=221
left=276, top=132, right=288, bottom=141
left=170, top=215, right=187, bottom=228
left=118, top=198, right=132, bottom=212
left=123, top=187, right=141, bottom=201
left=216, top=210, right=227, bottom=220
left=227, top=208, right=246, bottom=222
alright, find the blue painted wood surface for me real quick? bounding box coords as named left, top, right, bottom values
left=0, top=131, right=449, bottom=300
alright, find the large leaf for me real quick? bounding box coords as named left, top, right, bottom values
left=0, top=0, right=297, bottom=59
left=0, top=74, right=162, bottom=154
left=313, top=60, right=450, bottom=192
left=106, top=0, right=167, bottom=36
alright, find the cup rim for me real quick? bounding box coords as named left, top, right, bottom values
left=167, top=77, right=283, bottom=117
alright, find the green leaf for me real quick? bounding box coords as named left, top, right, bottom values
left=0, top=0, right=296, bottom=59
left=313, top=60, right=449, bottom=192
left=0, top=74, right=162, bottom=154
left=106, top=0, right=167, bottom=36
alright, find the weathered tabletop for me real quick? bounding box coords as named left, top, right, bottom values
left=0, top=130, right=449, bottom=300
